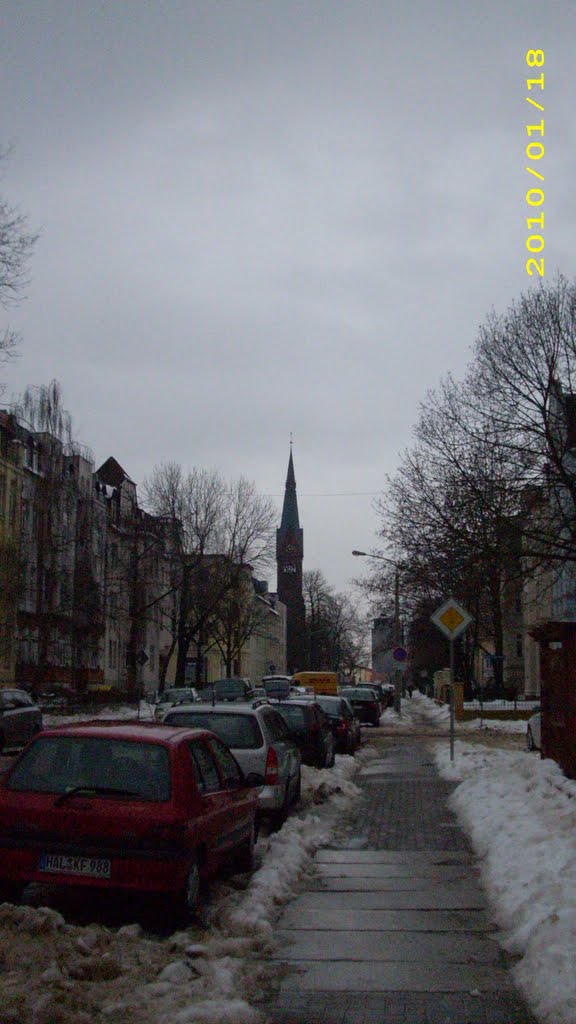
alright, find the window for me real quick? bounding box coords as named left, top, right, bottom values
left=165, top=711, right=262, bottom=750
left=207, top=737, right=243, bottom=788
left=9, top=480, right=18, bottom=524
left=187, top=741, right=221, bottom=793
left=261, top=708, right=290, bottom=742
left=6, top=736, right=171, bottom=801
left=0, top=474, right=6, bottom=516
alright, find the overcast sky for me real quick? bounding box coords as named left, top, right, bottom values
left=1, top=1, right=575, bottom=601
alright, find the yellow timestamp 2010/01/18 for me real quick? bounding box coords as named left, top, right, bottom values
left=525, top=49, right=545, bottom=277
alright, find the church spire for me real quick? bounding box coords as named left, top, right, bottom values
left=280, top=445, right=300, bottom=534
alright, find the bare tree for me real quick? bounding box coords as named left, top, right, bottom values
left=0, top=148, right=38, bottom=362
left=303, top=569, right=368, bottom=674
left=144, top=464, right=276, bottom=686
left=373, top=375, right=536, bottom=691
left=472, top=276, right=576, bottom=562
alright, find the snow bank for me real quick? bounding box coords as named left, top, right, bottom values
left=434, top=740, right=576, bottom=1024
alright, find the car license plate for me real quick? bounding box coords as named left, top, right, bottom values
left=39, top=853, right=111, bottom=879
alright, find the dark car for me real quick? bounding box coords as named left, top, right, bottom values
left=198, top=678, right=255, bottom=703
left=315, top=695, right=359, bottom=754
left=354, top=682, right=388, bottom=711
left=272, top=700, right=335, bottom=768
left=0, top=722, right=260, bottom=916
left=339, top=687, right=381, bottom=726
left=0, top=689, right=43, bottom=751
left=262, top=676, right=292, bottom=699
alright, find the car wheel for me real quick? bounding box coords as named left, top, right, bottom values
left=270, top=783, right=290, bottom=829
left=180, top=857, right=201, bottom=918
left=294, top=771, right=301, bottom=804
left=236, top=822, right=256, bottom=873
left=0, top=882, right=24, bottom=905
left=527, top=727, right=535, bottom=751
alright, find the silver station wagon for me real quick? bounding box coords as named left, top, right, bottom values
left=163, top=700, right=301, bottom=824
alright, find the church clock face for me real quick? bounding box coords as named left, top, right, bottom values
left=283, top=563, right=297, bottom=573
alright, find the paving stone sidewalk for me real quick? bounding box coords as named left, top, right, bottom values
left=261, top=732, right=539, bottom=1024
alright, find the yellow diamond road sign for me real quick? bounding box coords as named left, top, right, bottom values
left=431, top=598, right=472, bottom=639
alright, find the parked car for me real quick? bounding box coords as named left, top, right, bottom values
left=153, top=687, right=199, bottom=721
left=197, top=678, right=255, bottom=703
left=339, top=687, right=381, bottom=726
left=340, top=696, right=362, bottom=749
left=33, top=687, right=70, bottom=712
left=527, top=710, right=541, bottom=751
left=315, top=695, right=359, bottom=754
left=0, top=722, right=261, bottom=916
left=262, top=676, right=292, bottom=699
left=353, top=682, right=388, bottom=711
left=0, top=689, right=43, bottom=752
left=272, top=699, right=335, bottom=768
left=162, top=701, right=301, bottom=824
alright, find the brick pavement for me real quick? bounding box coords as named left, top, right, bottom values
left=260, top=732, right=539, bottom=1024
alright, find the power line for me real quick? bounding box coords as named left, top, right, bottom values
left=265, top=491, right=380, bottom=497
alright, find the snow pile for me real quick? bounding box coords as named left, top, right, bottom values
left=434, top=740, right=576, bottom=1024
left=43, top=704, right=144, bottom=728
left=378, top=690, right=449, bottom=730
left=460, top=717, right=528, bottom=735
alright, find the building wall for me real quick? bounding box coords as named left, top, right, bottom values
left=0, top=423, right=24, bottom=685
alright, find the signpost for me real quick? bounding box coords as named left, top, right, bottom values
left=431, top=598, right=472, bottom=761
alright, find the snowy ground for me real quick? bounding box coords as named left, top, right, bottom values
left=0, top=736, right=377, bottom=1024
left=404, top=693, right=576, bottom=1024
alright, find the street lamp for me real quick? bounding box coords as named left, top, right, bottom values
left=352, top=550, right=404, bottom=714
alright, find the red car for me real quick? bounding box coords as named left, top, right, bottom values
left=0, top=722, right=260, bottom=917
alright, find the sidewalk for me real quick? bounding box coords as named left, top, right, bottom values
left=263, top=734, right=538, bottom=1024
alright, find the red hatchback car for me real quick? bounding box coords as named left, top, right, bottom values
left=0, top=722, right=260, bottom=917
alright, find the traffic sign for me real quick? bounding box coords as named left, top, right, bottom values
left=431, top=598, right=472, bottom=640
left=392, top=646, right=407, bottom=662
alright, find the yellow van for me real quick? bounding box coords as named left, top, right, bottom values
left=291, top=671, right=339, bottom=695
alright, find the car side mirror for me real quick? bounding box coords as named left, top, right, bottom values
left=244, top=772, right=265, bottom=788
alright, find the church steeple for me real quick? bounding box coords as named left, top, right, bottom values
left=276, top=445, right=306, bottom=673
left=279, top=447, right=301, bottom=535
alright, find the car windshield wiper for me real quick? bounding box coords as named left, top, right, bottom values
left=54, top=786, right=140, bottom=806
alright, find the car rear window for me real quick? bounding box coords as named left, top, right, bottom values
left=263, top=682, right=291, bottom=698
left=274, top=704, right=308, bottom=728
left=162, top=688, right=196, bottom=703
left=316, top=697, right=341, bottom=718
left=341, top=688, right=375, bottom=700
left=163, top=711, right=263, bottom=750
left=6, top=736, right=171, bottom=801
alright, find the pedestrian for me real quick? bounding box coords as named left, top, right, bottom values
left=407, top=681, right=413, bottom=698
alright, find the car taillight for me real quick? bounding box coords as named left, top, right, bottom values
left=264, top=746, right=279, bottom=785
left=370, top=702, right=379, bottom=712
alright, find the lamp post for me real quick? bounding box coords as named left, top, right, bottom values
left=352, top=550, right=404, bottom=714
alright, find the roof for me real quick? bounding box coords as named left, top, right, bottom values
left=96, top=456, right=135, bottom=488
left=39, top=721, right=210, bottom=744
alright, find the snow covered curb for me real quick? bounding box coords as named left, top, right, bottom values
left=433, top=740, right=576, bottom=1024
